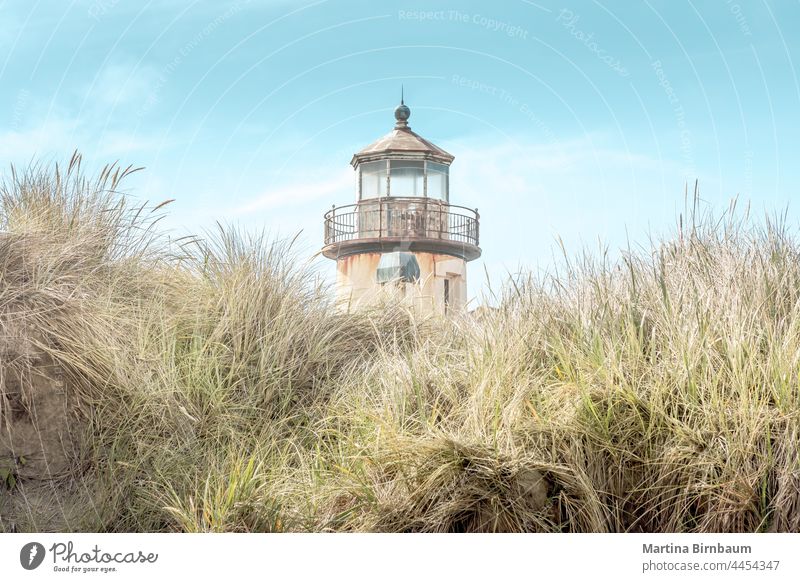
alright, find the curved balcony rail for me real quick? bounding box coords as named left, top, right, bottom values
left=324, top=198, right=480, bottom=249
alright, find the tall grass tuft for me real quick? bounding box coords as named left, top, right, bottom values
left=1, top=157, right=798, bottom=532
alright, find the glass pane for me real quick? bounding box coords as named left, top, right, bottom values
left=360, top=161, right=387, bottom=199
left=427, top=162, right=449, bottom=200
left=389, top=160, right=424, bottom=197
left=376, top=252, right=420, bottom=283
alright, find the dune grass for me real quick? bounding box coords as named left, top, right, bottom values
left=1, top=154, right=798, bottom=532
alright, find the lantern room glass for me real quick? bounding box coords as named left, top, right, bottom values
left=426, top=162, right=449, bottom=201
left=360, top=161, right=388, bottom=199
left=358, top=159, right=450, bottom=201
left=389, top=160, right=424, bottom=197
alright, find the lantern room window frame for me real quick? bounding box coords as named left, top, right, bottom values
left=357, top=158, right=449, bottom=202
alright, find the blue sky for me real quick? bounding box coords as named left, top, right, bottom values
left=1, top=0, right=798, bottom=301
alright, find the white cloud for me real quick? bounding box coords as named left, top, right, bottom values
left=0, top=61, right=170, bottom=169
left=85, top=61, right=161, bottom=110
left=0, top=60, right=164, bottom=167
left=0, top=117, right=80, bottom=161
left=95, top=131, right=171, bottom=156
left=0, top=114, right=167, bottom=172
left=232, top=167, right=353, bottom=214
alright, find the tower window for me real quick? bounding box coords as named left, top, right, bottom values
left=376, top=252, right=420, bottom=284
left=444, top=278, right=450, bottom=313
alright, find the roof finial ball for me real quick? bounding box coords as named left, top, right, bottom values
left=394, top=87, right=411, bottom=128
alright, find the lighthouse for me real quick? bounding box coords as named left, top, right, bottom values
left=322, top=97, right=481, bottom=315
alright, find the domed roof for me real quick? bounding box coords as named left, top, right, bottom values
left=351, top=99, right=454, bottom=167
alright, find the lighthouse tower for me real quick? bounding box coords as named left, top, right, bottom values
left=322, top=97, right=481, bottom=315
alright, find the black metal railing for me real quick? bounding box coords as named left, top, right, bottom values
left=324, top=198, right=479, bottom=247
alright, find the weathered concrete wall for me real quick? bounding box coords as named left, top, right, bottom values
left=336, top=251, right=467, bottom=315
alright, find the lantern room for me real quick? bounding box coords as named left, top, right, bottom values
left=351, top=97, right=454, bottom=203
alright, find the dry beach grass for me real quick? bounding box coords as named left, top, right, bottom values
left=1, top=154, right=798, bottom=532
